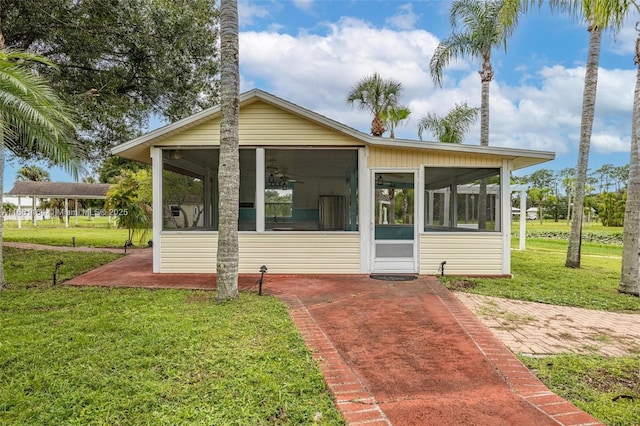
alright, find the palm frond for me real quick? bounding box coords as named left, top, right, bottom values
left=0, top=48, right=83, bottom=178
left=418, top=102, right=479, bottom=143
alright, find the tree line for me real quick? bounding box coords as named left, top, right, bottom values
left=515, top=164, right=630, bottom=226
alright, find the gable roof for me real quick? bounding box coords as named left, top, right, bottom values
left=7, top=181, right=111, bottom=199
left=112, top=89, right=554, bottom=170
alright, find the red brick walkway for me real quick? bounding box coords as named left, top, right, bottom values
left=65, top=251, right=602, bottom=425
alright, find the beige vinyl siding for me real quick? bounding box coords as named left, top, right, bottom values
left=368, top=146, right=503, bottom=168
left=420, top=233, right=503, bottom=275
left=161, top=232, right=360, bottom=273
left=154, top=101, right=364, bottom=147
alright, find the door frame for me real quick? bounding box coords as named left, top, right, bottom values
left=370, top=169, right=419, bottom=274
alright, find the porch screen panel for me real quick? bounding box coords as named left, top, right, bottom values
left=162, top=148, right=256, bottom=231
left=264, top=149, right=358, bottom=231
left=424, top=167, right=501, bottom=232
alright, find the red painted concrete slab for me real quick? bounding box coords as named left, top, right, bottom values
left=65, top=250, right=603, bottom=426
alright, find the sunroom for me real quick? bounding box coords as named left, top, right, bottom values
left=113, top=89, right=554, bottom=276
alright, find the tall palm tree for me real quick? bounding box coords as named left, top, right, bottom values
left=381, top=105, right=411, bottom=139
left=347, top=73, right=403, bottom=137
left=0, top=48, right=82, bottom=289
left=216, top=0, right=240, bottom=301
left=556, top=0, right=629, bottom=268
left=418, top=102, right=479, bottom=143
left=430, top=0, right=520, bottom=229
left=620, top=20, right=640, bottom=296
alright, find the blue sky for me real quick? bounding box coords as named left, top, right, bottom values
left=5, top=0, right=639, bottom=186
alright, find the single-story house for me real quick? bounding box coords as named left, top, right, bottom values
left=112, top=89, right=554, bottom=276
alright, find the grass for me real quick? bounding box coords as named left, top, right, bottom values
left=0, top=248, right=344, bottom=425
left=2, top=219, right=142, bottom=248
left=513, top=238, right=623, bottom=257
left=444, top=249, right=640, bottom=311
left=2, top=247, right=122, bottom=290
left=519, top=355, right=640, bottom=426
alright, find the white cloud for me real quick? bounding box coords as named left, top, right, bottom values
left=386, top=3, right=420, bottom=30
left=238, top=0, right=271, bottom=26
left=239, top=16, right=636, bottom=167
left=293, top=0, right=314, bottom=11
left=591, top=133, right=630, bottom=154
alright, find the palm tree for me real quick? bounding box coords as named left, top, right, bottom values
left=347, top=73, right=403, bottom=137
left=0, top=48, right=82, bottom=289
left=418, top=103, right=479, bottom=143
left=16, top=164, right=51, bottom=226
left=381, top=105, right=411, bottom=139
left=216, top=0, right=240, bottom=301
left=504, top=0, right=630, bottom=266
left=430, top=0, right=520, bottom=229
left=620, top=21, right=640, bottom=296
left=16, top=165, right=51, bottom=182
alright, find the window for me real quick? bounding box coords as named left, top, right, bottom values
left=424, top=167, right=501, bottom=232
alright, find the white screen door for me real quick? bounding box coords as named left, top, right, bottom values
left=372, top=172, right=417, bottom=273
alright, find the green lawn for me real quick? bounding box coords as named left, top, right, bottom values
left=520, top=355, right=640, bottom=426
left=0, top=248, right=344, bottom=425
left=2, top=219, right=142, bottom=248
left=444, top=249, right=640, bottom=312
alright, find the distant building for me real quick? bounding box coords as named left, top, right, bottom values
left=2, top=195, right=51, bottom=221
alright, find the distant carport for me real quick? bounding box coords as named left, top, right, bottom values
left=6, top=181, right=111, bottom=228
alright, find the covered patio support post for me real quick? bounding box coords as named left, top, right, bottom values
left=151, top=147, right=163, bottom=273
left=519, top=188, right=527, bottom=250
left=32, top=196, right=37, bottom=226
left=17, top=196, right=22, bottom=228
left=256, top=148, right=265, bottom=232
left=75, top=198, right=78, bottom=226
left=65, top=198, right=69, bottom=228
left=501, top=160, right=512, bottom=275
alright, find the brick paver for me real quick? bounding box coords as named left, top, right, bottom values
left=455, top=293, right=640, bottom=356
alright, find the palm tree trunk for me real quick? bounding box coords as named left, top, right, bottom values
left=216, top=0, right=240, bottom=301
left=0, top=29, right=4, bottom=289
left=566, top=27, right=601, bottom=268
left=478, top=71, right=491, bottom=229
left=619, top=32, right=640, bottom=297
left=0, top=136, right=6, bottom=289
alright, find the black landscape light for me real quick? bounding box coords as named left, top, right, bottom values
left=439, top=261, right=447, bottom=277
left=52, top=260, right=64, bottom=285
left=72, top=236, right=76, bottom=247
left=258, top=265, right=268, bottom=296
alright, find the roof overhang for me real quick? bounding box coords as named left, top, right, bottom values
left=6, top=181, right=111, bottom=199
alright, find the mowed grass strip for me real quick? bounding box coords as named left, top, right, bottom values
left=3, top=219, right=137, bottom=248
left=3, top=247, right=122, bottom=290
left=520, top=355, right=640, bottom=426
left=443, top=249, right=640, bottom=312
